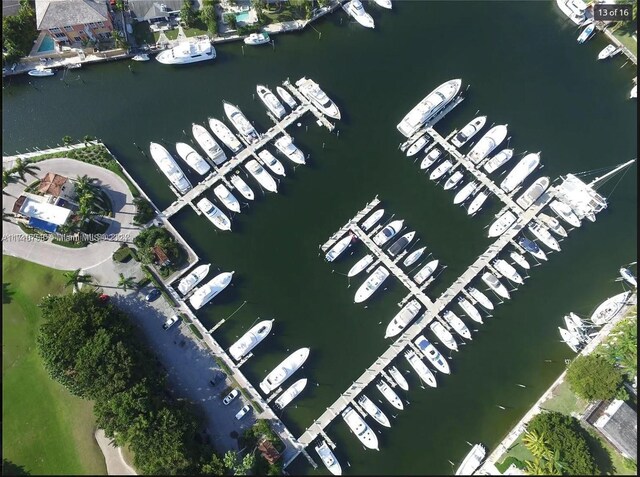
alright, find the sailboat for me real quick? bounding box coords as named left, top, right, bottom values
left=619, top=267, right=637, bottom=288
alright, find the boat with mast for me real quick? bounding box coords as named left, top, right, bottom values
left=620, top=267, right=637, bottom=288
left=208, top=118, right=243, bottom=153
left=175, top=142, right=211, bottom=175
left=229, top=319, right=274, bottom=361
left=591, top=291, right=632, bottom=326
left=149, top=142, right=192, bottom=194
left=192, top=123, right=227, bottom=165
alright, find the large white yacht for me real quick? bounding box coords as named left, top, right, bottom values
left=230, top=174, right=254, bottom=201
left=325, top=234, right=354, bottom=262
left=295, top=77, right=341, bottom=119
left=196, top=197, right=232, bottom=231
left=223, top=101, right=260, bottom=143
left=343, top=0, right=375, bottom=29
left=403, top=246, right=426, bottom=267
left=430, top=159, right=454, bottom=181
left=276, top=86, right=297, bottom=109
left=177, top=263, right=211, bottom=295
left=189, top=271, right=234, bottom=309
left=481, top=272, right=511, bottom=300
left=245, top=159, right=278, bottom=193
left=404, top=349, right=438, bottom=386
left=540, top=212, right=569, bottom=238
left=466, top=124, right=508, bottom=164
left=361, top=209, right=384, bottom=231
left=429, top=321, right=458, bottom=351
left=156, top=38, right=215, bottom=65
left=549, top=199, right=582, bottom=228
left=453, top=181, right=479, bottom=205
left=354, top=265, right=390, bottom=303
left=483, top=149, right=514, bottom=174
left=397, top=79, right=462, bottom=137
left=510, top=251, right=531, bottom=270
left=259, top=347, right=310, bottom=394
left=487, top=211, right=517, bottom=238
left=443, top=170, right=464, bottom=191
left=213, top=184, right=241, bottom=213
left=468, top=287, right=494, bottom=310
left=451, top=116, right=487, bottom=147
left=442, top=310, right=472, bottom=340
left=385, top=299, right=421, bottom=338
left=455, top=443, right=487, bottom=475
left=275, top=378, right=307, bottom=409
left=528, top=222, right=561, bottom=252
left=376, top=380, right=403, bottom=410
left=357, top=394, right=391, bottom=427
left=518, top=236, right=548, bottom=262
left=493, top=259, right=524, bottom=284
left=467, top=190, right=489, bottom=216
left=315, top=441, right=342, bottom=476
left=414, top=259, right=439, bottom=285
left=208, top=118, right=243, bottom=154
left=228, top=319, right=274, bottom=361
left=192, top=123, right=227, bottom=165
left=274, top=135, right=306, bottom=165
left=555, top=0, right=588, bottom=25
left=500, top=152, right=540, bottom=193
left=175, top=142, right=211, bottom=175
left=347, top=254, right=375, bottom=278
left=388, top=365, right=409, bottom=391
left=591, top=291, right=632, bottom=326
left=341, top=406, right=379, bottom=450
left=258, top=149, right=286, bottom=177
left=457, top=297, right=483, bottom=323
left=414, top=335, right=449, bottom=375
left=372, top=219, right=404, bottom=246
left=257, top=84, right=286, bottom=119
left=149, top=142, right=192, bottom=194
left=515, top=176, right=550, bottom=210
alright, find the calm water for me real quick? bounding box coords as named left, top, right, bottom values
left=3, top=2, right=637, bottom=475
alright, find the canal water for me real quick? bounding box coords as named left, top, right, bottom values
left=3, top=2, right=636, bottom=475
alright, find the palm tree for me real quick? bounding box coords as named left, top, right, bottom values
left=11, top=158, right=40, bottom=182
left=2, top=169, right=15, bottom=188
left=524, top=457, right=546, bottom=475
left=543, top=448, right=565, bottom=475
left=83, top=135, right=94, bottom=145
left=64, top=269, right=93, bottom=291
left=117, top=273, right=138, bottom=292
left=522, top=430, right=549, bottom=459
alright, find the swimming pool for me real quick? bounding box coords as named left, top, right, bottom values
left=235, top=12, right=251, bottom=23
left=37, top=35, right=56, bottom=53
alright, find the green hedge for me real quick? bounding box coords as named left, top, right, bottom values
left=113, top=246, right=134, bottom=263
left=188, top=324, right=203, bottom=340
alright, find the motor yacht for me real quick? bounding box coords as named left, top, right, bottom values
left=387, top=231, right=415, bottom=257
left=376, top=380, right=403, bottom=410
left=442, top=310, right=472, bottom=340
left=275, top=378, right=307, bottom=409
left=430, top=159, right=453, bottom=181
left=406, top=135, right=429, bottom=157
left=175, top=142, right=211, bottom=175
left=457, top=297, right=483, bottom=323
left=559, top=327, right=581, bottom=352
left=577, top=23, right=595, bottom=43
left=555, top=0, right=588, bottom=25
left=343, top=0, right=375, bottom=29
left=619, top=267, right=637, bottom=288
left=259, top=347, right=310, bottom=394
left=403, top=246, right=426, bottom=267
left=189, top=271, right=234, bottom=309
left=404, top=349, right=437, bottom=386
left=213, top=184, right=241, bottom=213
left=177, top=263, right=211, bottom=295
left=493, top=259, right=524, bottom=284
left=483, top=149, right=514, bottom=174
left=295, top=77, right=341, bottom=119
left=258, top=149, right=286, bottom=177
left=274, top=135, right=306, bottom=165
left=467, top=190, right=489, bottom=216
left=196, top=197, right=232, bottom=231
left=415, top=335, right=449, bottom=375
left=229, top=174, right=254, bottom=201
left=276, top=86, right=297, bottom=109
left=388, top=365, right=409, bottom=391
left=429, top=321, right=458, bottom=351
left=208, top=118, right=243, bottom=153
left=361, top=208, right=384, bottom=231
left=397, top=79, right=462, bottom=137
left=549, top=199, right=581, bottom=228
left=357, top=394, right=391, bottom=427
left=466, top=124, right=508, bottom=164
left=149, top=142, right=192, bottom=194
left=385, top=299, right=421, bottom=338
left=443, top=170, right=464, bottom=190
left=156, top=38, right=215, bottom=64
left=341, top=406, right=379, bottom=450
left=228, top=319, right=274, bottom=361
left=467, top=287, right=494, bottom=311
left=315, top=441, right=342, bottom=476
left=510, top=250, right=531, bottom=270
left=257, top=84, right=286, bottom=119
left=348, top=254, right=375, bottom=277
left=453, top=181, right=479, bottom=205
left=245, top=159, right=278, bottom=193
left=244, top=32, right=270, bottom=45
left=372, top=219, right=404, bottom=246
left=518, top=236, right=548, bottom=261
left=28, top=65, right=54, bottom=77
left=354, top=265, right=390, bottom=303
left=538, top=212, right=568, bottom=238
left=487, top=211, right=517, bottom=238
left=598, top=44, right=620, bottom=60
left=414, top=259, right=439, bottom=285
left=373, top=0, right=392, bottom=8
left=528, top=222, right=561, bottom=252
left=325, top=234, right=355, bottom=262
left=451, top=116, right=487, bottom=147
left=515, top=176, right=550, bottom=210
left=193, top=123, right=227, bottom=165
left=420, top=148, right=442, bottom=170
left=455, top=444, right=487, bottom=476
left=223, top=101, right=260, bottom=143
left=481, top=272, right=510, bottom=300
left=500, top=153, right=540, bottom=193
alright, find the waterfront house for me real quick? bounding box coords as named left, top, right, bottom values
left=152, top=244, right=172, bottom=267
left=12, top=193, right=73, bottom=233
left=586, top=399, right=637, bottom=461
left=38, top=172, right=76, bottom=203
left=129, top=0, right=194, bottom=24
left=257, top=437, right=281, bottom=465
left=35, top=0, right=114, bottom=46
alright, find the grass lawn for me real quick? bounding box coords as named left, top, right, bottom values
left=542, top=378, right=589, bottom=416
left=610, top=22, right=638, bottom=57
left=2, top=256, right=106, bottom=475
left=496, top=432, right=534, bottom=468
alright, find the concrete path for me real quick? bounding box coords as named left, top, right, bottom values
left=94, top=429, right=137, bottom=475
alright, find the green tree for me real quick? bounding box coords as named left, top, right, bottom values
left=2, top=0, right=38, bottom=65
left=224, top=13, right=238, bottom=29
left=251, top=0, right=266, bottom=22
left=566, top=353, right=624, bottom=401
left=114, top=30, right=129, bottom=49
left=200, top=453, right=226, bottom=474
left=11, top=158, right=40, bottom=181
left=523, top=430, right=549, bottom=459
left=83, top=134, right=95, bottom=145
left=180, top=0, right=197, bottom=27
left=64, top=268, right=93, bottom=291
left=118, top=273, right=138, bottom=292
left=62, top=135, right=73, bottom=145
left=601, top=313, right=637, bottom=377
left=2, top=169, right=16, bottom=189
left=200, top=4, right=218, bottom=35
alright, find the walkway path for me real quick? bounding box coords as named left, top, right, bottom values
left=94, top=429, right=137, bottom=475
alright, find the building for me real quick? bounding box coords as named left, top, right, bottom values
left=35, top=0, right=114, bottom=46
left=129, top=0, right=189, bottom=23
left=587, top=399, right=637, bottom=461
left=38, top=172, right=76, bottom=202
left=12, top=193, right=73, bottom=233
left=257, top=437, right=281, bottom=465
left=152, top=245, right=172, bottom=267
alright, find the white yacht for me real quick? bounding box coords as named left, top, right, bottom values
left=406, top=135, right=429, bottom=157
left=515, top=176, right=550, bottom=210
left=361, top=208, right=384, bottom=231
left=28, top=65, right=55, bottom=77
left=518, top=236, right=548, bottom=261
left=245, top=159, right=278, bottom=193
left=500, top=153, right=541, bottom=193
left=403, top=246, right=426, bottom=267
left=376, top=380, right=403, bottom=410
left=555, top=0, right=588, bottom=25
left=442, top=310, right=472, bottom=340
left=385, top=299, right=421, bottom=338
left=274, top=135, right=305, bottom=165
left=192, top=123, right=227, bottom=166
left=455, top=443, right=487, bottom=476
left=228, top=319, right=274, bottom=361
left=326, top=234, right=354, bottom=262
left=443, top=170, right=464, bottom=190
left=276, top=86, right=297, bottom=109
left=451, top=116, right=487, bottom=148
left=175, top=142, right=211, bottom=175
left=467, top=190, right=489, bottom=216
left=457, top=297, right=483, bottom=323
left=415, top=335, right=449, bottom=375
left=347, top=254, right=375, bottom=277
left=559, top=327, right=581, bottom=352
left=487, top=211, right=517, bottom=238
left=468, top=287, right=494, bottom=311
left=189, top=271, right=234, bottom=309
left=481, top=272, right=510, bottom=300
left=213, top=184, right=241, bottom=213
left=244, top=32, right=270, bottom=45
left=372, top=219, right=404, bottom=246
left=388, top=365, right=409, bottom=391
left=149, top=142, right=192, bottom=194
left=388, top=231, right=415, bottom=257
left=343, top=0, right=375, bottom=29
left=510, top=251, right=531, bottom=270
left=208, top=118, right=243, bottom=154
left=453, top=181, right=479, bottom=205
left=132, top=53, right=150, bottom=61
left=357, top=394, right=391, bottom=427
left=429, top=321, right=458, bottom=351
left=230, top=174, right=254, bottom=201
left=341, top=406, right=379, bottom=450
left=156, top=38, right=215, bottom=65
left=466, top=124, right=508, bottom=164
left=258, top=149, right=286, bottom=177
left=257, top=84, right=286, bottom=119
left=528, top=222, right=561, bottom=251
left=397, top=79, right=462, bottom=137
left=630, top=84, right=637, bottom=99
left=196, top=197, right=232, bottom=231
left=420, top=148, right=443, bottom=170
left=538, top=212, right=568, bottom=238
left=493, top=259, right=524, bottom=284
left=430, top=159, right=454, bottom=181
left=591, top=291, right=631, bottom=326
left=598, top=44, right=620, bottom=60
left=223, top=101, right=260, bottom=143
left=403, top=349, right=435, bottom=386
left=619, top=267, right=637, bottom=288
left=483, top=149, right=514, bottom=174
left=295, top=77, right=341, bottom=119
left=373, top=0, right=392, bottom=9
left=354, top=265, right=390, bottom=303
left=549, top=199, right=581, bottom=228
left=414, top=259, right=439, bottom=285
left=577, top=23, right=595, bottom=43
left=259, top=347, right=310, bottom=394
left=177, top=263, right=211, bottom=295
left=315, top=441, right=342, bottom=476
left=275, top=378, right=307, bottom=409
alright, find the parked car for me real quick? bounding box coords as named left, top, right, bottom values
left=162, top=314, right=180, bottom=330
left=209, top=371, right=227, bottom=387
left=145, top=288, right=161, bottom=302
left=235, top=405, right=251, bottom=420
left=223, top=389, right=239, bottom=405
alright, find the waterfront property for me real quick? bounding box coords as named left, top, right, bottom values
left=35, top=0, right=115, bottom=46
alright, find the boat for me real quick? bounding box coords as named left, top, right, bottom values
left=528, top=222, right=560, bottom=252
left=177, top=263, right=211, bottom=295
left=361, top=208, right=384, bottom=231
left=343, top=0, right=375, bottom=29
left=156, top=38, right=215, bottom=65
left=223, top=101, right=260, bottom=144
left=406, top=135, right=429, bottom=157
left=631, top=84, right=637, bottom=99
left=559, top=326, right=581, bottom=352
left=415, top=335, right=449, bottom=375
left=403, top=246, right=426, bottom=267
left=518, top=236, right=548, bottom=261
left=451, top=116, right=487, bottom=147
left=385, top=299, right=422, bottom=338
left=245, top=159, right=278, bottom=193
left=213, top=184, right=241, bottom=213
left=192, top=123, right=227, bottom=166
left=483, top=149, right=514, bottom=174
left=175, top=142, right=211, bottom=175
left=372, top=219, right=404, bottom=246
left=397, top=79, right=462, bottom=137
left=429, top=321, right=458, bottom=351
left=620, top=267, right=637, bottom=288
left=414, top=259, right=439, bottom=285
left=197, top=197, right=232, bottom=231
left=357, top=394, right=391, bottom=427
left=455, top=443, right=487, bottom=475
left=598, top=44, right=620, bottom=60
left=453, top=181, right=479, bottom=205
left=387, top=231, right=415, bottom=257
left=354, top=265, right=390, bottom=303
left=568, top=312, right=586, bottom=331
left=189, top=271, right=234, bottom=309
left=430, top=159, right=454, bottom=181
left=228, top=319, right=274, bottom=361
left=326, top=234, right=354, bottom=262
left=457, top=297, right=483, bottom=323
left=259, top=347, right=310, bottom=394
left=258, top=149, right=286, bottom=177
left=487, top=211, right=517, bottom=238
left=348, top=254, right=374, bottom=277
left=591, top=291, right=631, bottom=326
left=274, top=135, right=306, bottom=165
left=341, top=406, right=379, bottom=450
left=420, top=148, right=442, bottom=170
left=149, top=142, right=192, bottom=194
left=275, top=378, right=307, bottom=409
left=500, top=152, right=541, bottom=193
left=257, top=84, right=286, bottom=119
left=295, top=77, right=341, bottom=119
left=376, top=380, right=403, bottom=410
left=132, top=53, right=150, bottom=61
left=515, top=176, right=550, bottom=210
left=244, top=32, right=270, bottom=45
left=208, top=118, right=243, bottom=153
left=442, top=310, right=472, bottom=340
left=388, top=366, right=409, bottom=391
left=493, top=259, right=524, bottom=284
left=315, top=441, right=342, bottom=476
left=66, top=62, right=82, bottom=69
left=467, top=287, right=494, bottom=311
left=564, top=315, right=586, bottom=341
left=276, top=86, right=297, bottom=109
left=510, top=250, right=531, bottom=270
left=373, top=0, right=392, bottom=9
left=466, top=124, right=508, bottom=164
left=481, top=272, right=510, bottom=300
left=229, top=174, right=254, bottom=201
left=467, top=190, right=489, bottom=216
left=443, top=170, right=465, bottom=190
left=549, top=199, right=581, bottom=228
left=538, top=212, right=568, bottom=237
left=577, top=23, right=595, bottom=44
left=28, top=65, right=55, bottom=77
left=555, top=0, right=588, bottom=25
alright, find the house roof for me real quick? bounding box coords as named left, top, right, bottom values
left=38, top=172, right=68, bottom=196
left=18, top=196, right=73, bottom=226
left=257, top=437, right=281, bottom=465
left=594, top=399, right=637, bottom=460
left=152, top=244, right=170, bottom=263
left=128, top=0, right=184, bottom=22
left=36, top=0, right=109, bottom=30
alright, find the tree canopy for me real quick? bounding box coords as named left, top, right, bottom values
left=600, top=313, right=637, bottom=378
left=566, top=353, right=624, bottom=401
left=2, top=0, right=38, bottom=65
